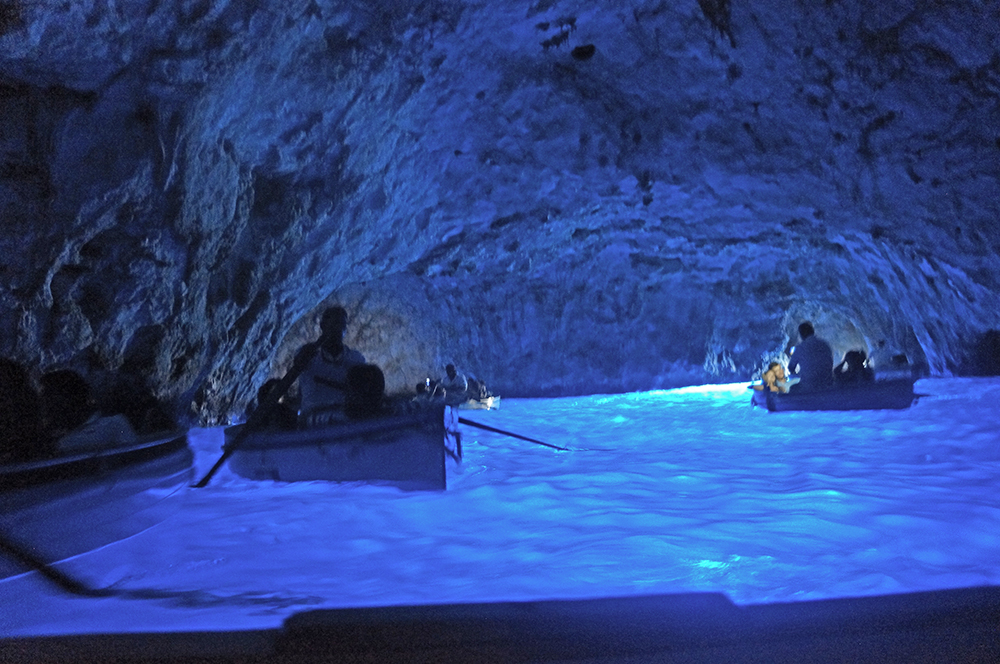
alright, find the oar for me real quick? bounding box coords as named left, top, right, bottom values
left=193, top=339, right=323, bottom=488
left=0, top=533, right=285, bottom=604
left=0, top=532, right=112, bottom=597
left=458, top=417, right=568, bottom=451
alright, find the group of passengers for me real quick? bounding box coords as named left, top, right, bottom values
left=754, top=321, right=875, bottom=395
left=0, top=359, right=176, bottom=464
left=413, top=363, right=491, bottom=407
left=242, top=303, right=499, bottom=429
left=246, top=306, right=387, bottom=429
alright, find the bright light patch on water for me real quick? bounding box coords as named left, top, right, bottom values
left=2, top=378, right=999, bottom=636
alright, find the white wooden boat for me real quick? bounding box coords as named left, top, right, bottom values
left=223, top=405, right=461, bottom=491
left=0, top=432, right=192, bottom=580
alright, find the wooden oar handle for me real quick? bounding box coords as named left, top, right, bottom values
left=193, top=338, right=328, bottom=488
left=0, top=532, right=113, bottom=597
left=457, top=417, right=569, bottom=451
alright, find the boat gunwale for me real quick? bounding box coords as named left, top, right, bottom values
left=0, top=432, right=189, bottom=491
left=755, top=378, right=918, bottom=412
left=224, top=406, right=450, bottom=452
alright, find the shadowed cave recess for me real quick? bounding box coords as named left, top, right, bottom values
left=1, top=0, right=998, bottom=424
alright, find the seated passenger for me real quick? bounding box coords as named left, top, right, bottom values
left=877, top=353, right=916, bottom=380
left=441, top=363, right=469, bottom=404
left=466, top=376, right=491, bottom=400
left=295, top=306, right=366, bottom=424
left=754, top=361, right=789, bottom=393
left=41, top=369, right=136, bottom=453
left=345, top=364, right=386, bottom=420
left=412, top=379, right=446, bottom=405
left=40, top=369, right=92, bottom=437
left=246, top=378, right=298, bottom=429
left=0, top=358, right=49, bottom=462
left=97, top=372, right=176, bottom=435
left=834, top=350, right=875, bottom=385
left=788, top=322, right=834, bottom=393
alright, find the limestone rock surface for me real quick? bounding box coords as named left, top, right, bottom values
left=1, top=0, right=998, bottom=422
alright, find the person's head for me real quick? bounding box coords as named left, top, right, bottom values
left=845, top=350, right=866, bottom=368
left=257, top=378, right=282, bottom=402
left=768, top=362, right=785, bottom=380
left=320, top=307, right=348, bottom=337
left=40, top=369, right=93, bottom=432
left=798, top=322, right=815, bottom=340
left=319, top=306, right=348, bottom=352
left=445, top=364, right=456, bottom=379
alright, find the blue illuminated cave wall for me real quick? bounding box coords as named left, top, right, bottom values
left=1, top=1, right=998, bottom=421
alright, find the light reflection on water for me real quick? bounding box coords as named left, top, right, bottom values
left=2, top=377, right=999, bottom=636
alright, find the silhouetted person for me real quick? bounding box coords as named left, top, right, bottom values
left=441, top=363, right=469, bottom=404
left=834, top=350, right=874, bottom=385
left=98, top=372, right=176, bottom=435
left=296, top=306, right=366, bottom=424
left=345, top=364, right=386, bottom=420
left=412, top=379, right=446, bottom=405
left=39, top=369, right=93, bottom=439
left=466, top=375, right=491, bottom=400
left=0, top=358, right=49, bottom=462
left=788, top=322, right=833, bottom=393
left=42, top=369, right=137, bottom=452
left=246, top=378, right=298, bottom=430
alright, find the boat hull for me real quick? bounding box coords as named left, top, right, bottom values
left=0, top=433, right=193, bottom=580
left=752, top=379, right=917, bottom=412
left=224, top=406, right=457, bottom=491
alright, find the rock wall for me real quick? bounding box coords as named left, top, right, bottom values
left=2, top=1, right=998, bottom=422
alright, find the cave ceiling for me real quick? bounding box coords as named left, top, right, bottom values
left=1, top=0, right=998, bottom=421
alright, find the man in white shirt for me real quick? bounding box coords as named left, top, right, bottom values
left=441, top=363, right=469, bottom=404
left=296, top=307, right=366, bottom=423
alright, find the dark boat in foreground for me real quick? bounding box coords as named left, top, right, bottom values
left=223, top=405, right=461, bottom=491
left=0, top=432, right=193, bottom=580
left=751, top=378, right=918, bottom=412
left=5, top=585, right=998, bottom=663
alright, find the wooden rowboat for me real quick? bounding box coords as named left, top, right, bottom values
left=223, top=405, right=461, bottom=491
left=751, top=378, right=918, bottom=412
left=0, top=432, right=193, bottom=580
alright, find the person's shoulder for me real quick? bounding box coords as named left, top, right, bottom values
left=294, top=341, right=321, bottom=364
left=803, top=336, right=832, bottom=351
left=344, top=347, right=366, bottom=364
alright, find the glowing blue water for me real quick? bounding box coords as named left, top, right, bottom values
left=2, top=378, right=999, bottom=636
